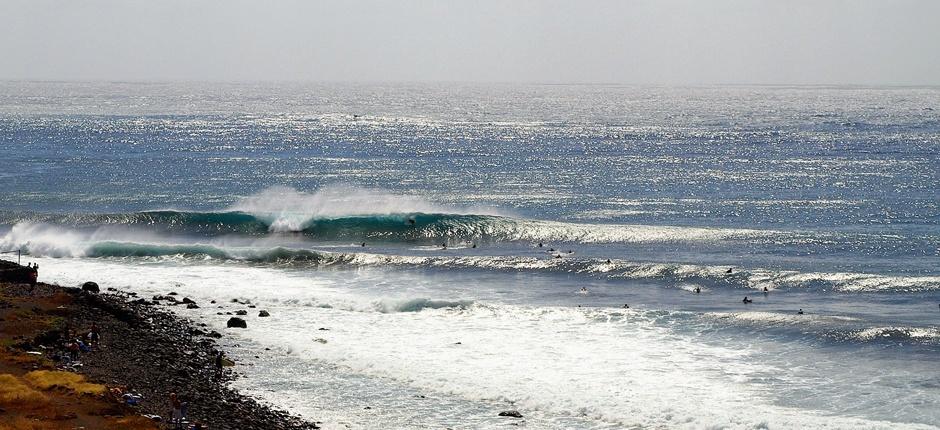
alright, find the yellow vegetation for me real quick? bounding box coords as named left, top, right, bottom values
left=0, top=418, right=60, bottom=430
left=23, top=370, right=106, bottom=396
left=0, top=374, right=48, bottom=408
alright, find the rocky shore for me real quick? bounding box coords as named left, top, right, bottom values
left=0, top=261, right=319, bottom=430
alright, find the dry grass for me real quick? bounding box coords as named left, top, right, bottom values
left=102, top=416, right=160, bottom=430
left=0, top=417, right=60, bottom=430
left=0, top=374, right=48, bottom=408
left=23, top=370, right=106, bottom=396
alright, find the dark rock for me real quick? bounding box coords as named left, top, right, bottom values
left=258, top=310, right=270, bottom=317
left=182, top=297, right=196, bottom=304
left=186, top=303, right=200, bottom=309
left=499, top=410, right=523, bottom=418
left=235, top=310, right=248, bottom=316
left=168, top=291, right=178, bottom=296
left=227, top=317, right=247, bottom=328
left=81, top=281, right=100, bottom=294
left=207, top=331, right=223, bottom=338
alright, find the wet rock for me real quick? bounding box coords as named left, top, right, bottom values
left=182, top=297, right=196, bottom=304
left=186, top=303, right=200, bottom=309
left=235, top=310, right=248, bottom=316
left=206, top=331, right=223, bottom=338
left=499, top=410, right=523, bottom=418
left=227, top=317, right=247, bottom=328
left=81, top=281, right=100, bottom=294
left=168, top=291, right=178, bottom=296
left=258, top=310, right=270, bottom=317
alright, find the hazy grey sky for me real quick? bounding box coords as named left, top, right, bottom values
left=2, top=0, right=938, bottom=85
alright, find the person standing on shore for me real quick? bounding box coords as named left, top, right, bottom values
left=170, top=392, right=184, bottom=429
left=89, top=322, right=100, bottom=346
left=214, top=351, right=224, bottom=379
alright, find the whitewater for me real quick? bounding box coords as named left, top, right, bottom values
left=1, top=82, right=939, bottom=429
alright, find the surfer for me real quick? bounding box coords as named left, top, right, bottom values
left=472, top=243, right=477, bottom=248
left=606, top=259, right=611, bottom=264
left=408, top=218, right=415, bottom=225
left=742, top=296, right=752, bottom=304
left=441, top=243, right=447, bottom=249
left=579, top=287, right=588, bottom=294
left=726, top=268, right=733, bottom=274
left=538, top=242, right=543, bottom=248
left=797, top=309, right=804, bottom=315
left=361, top=242, right=366, bottom=247
left=694, top=287, right=701, bottom=294
left=622, top=304, right=629, bottom=308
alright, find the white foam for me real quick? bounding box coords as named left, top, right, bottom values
left=31, top=257, right=940, bottom=429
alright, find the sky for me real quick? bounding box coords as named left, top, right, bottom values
left=1, top=0, right=939, bottom=85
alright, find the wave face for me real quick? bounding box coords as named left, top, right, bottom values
left=0, top=212, right=766, bottom=245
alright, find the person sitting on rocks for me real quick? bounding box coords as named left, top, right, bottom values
left=67, top=339, right=80, bottom=361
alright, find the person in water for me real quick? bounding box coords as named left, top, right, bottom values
left=622, top=304, right=629, bottom=308
left=694, top=287, right=701, bottom=294
left=798, top=309, right=804, bottom=315
left=742, top=296, right=752, bottom=304
left=726, top=268, right=733, bottom=274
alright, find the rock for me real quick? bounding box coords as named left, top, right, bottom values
left=235, top=310, right=248, bottom=316
left=206, top=331, right=223, bottom=338
left=258, top=310, right=270, bottom=317
left=186, top=303, right=200, bottom=309
left=81, top=282, right=100, bottom=294
left=182, top=297, right=196, bottom=304
left=499, top=410, right=523, bottom=418
left=227, top=317, right=247, bottom=328
left=313, top=338, right=328, bottom=344
left=168, top=292, right=178, bottom=296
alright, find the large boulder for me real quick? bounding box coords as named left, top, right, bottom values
left=81, top=282, right=100, bottom=294
left=258, top=310, right=270, bottom=317
left=226, top=317, right=247, bottom=328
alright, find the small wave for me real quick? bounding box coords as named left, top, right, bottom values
left=705, top=312, right=940, bottom=346
left=375, top=298, right=474, bottom=313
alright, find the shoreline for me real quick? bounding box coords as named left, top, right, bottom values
left=0, top=260, right=319, bottom=430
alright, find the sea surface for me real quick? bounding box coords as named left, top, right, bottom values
left=1, top=82, right=939, bottom=429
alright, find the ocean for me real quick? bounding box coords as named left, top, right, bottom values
left=1, top=81, right=939, bottom=429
